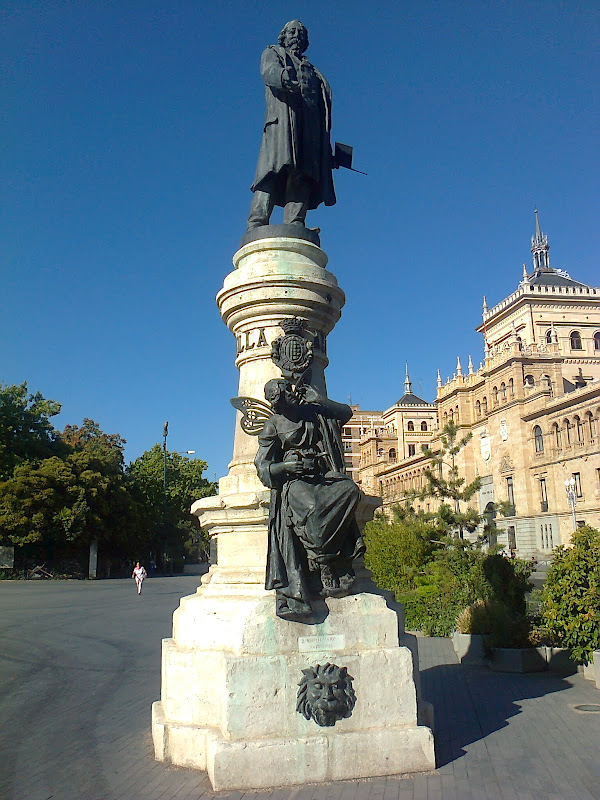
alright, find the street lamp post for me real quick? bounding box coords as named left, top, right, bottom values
left=163, top=421, right=169, bottom=572
left=565, top=476, right=577, bottom=532
left=162, top=421, right=195, bottom=573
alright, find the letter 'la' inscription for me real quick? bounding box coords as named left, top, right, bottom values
left=237, top=327, right=327, bottom=355
left=237, top=327, right=268, bottom=354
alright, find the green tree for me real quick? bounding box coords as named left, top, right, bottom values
left=541, top=525, right=600, bottom=664
left=416, top=420, right=481, bottom=538
left=364, top=504, right=437, bottom=596
left=0, top=417, right=137, bottom=567
left=127, top=445, right=216, bottom=565
left=0, top=383, right=62, bottom=480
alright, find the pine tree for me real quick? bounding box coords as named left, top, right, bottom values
left=415, top=420, right=481, bottom=539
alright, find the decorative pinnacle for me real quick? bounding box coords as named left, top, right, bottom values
left=404, top=363, right=412, bottom=394
left=468, top=355, right=474, bottom=375
left=437, top=369, right=442, bottom=388
left=534, top=208, right=542, bottom=241
left=522, top=263, right=528, bottom=280
left=456, top=356, right=463, bottom=376
left=482, top=296, right=488, bottom=314
left=531, top=209, right=550, bottom=270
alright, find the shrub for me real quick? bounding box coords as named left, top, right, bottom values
left=397, top=586, right=463, bottom=637
left=540, top=525, right=600, bottom=664
left=364, top=512, right=436, bottom=596
left=365, top=513, right=534, bottom=638
left=456, top=600, right=490, bottom=634
left=455, top=599, right=532, bottom=648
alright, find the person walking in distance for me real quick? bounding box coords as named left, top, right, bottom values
left=132, top=561, right=147, bottom=595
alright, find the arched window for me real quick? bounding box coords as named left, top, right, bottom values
left=388, top=448, right=396, bottom=462
left=553, top=423, right=562, bottom=450
left=594, top=332, right=600, bottom=351
left=509, top=378, right=514, bottom=397
left=443, top=412, right=448, bottom=423
left=500, top=382, right=506, bottom=401
left=482, top=396, right=488, bottom=414
left=588, top=411, right=596, bottom=440
left=574, top=415, right=583, bottom=442
left=421, top=421, right=428, bottom=431
left=570, top=330, right=582, bottom=350
left=455, top=406, right=459, bottom=422
left=545, top=329, right=552, bottom=344
left=475, top=400, right=481, bottom=417
left=565, top=418, right=572, bottom=445
left=534, top=425, right=544, bottom=453
left=407, top=421, right=414, bottom=431
left=493, top=386, right=499, bottom=405
left=524, top=374, right=534, bottom=387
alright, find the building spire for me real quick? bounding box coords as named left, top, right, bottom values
left=437, top=369, right=442, bottom=388
left=468, top=355, right=474, bottom=375
left=531, top=209, right=550, bottom=271
left=482, top=295, right=488, bottom=314
left=404, top=363, right=412, bottom=394
left=456, top=356, right=463, bottom=376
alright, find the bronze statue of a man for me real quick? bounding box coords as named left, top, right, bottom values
left=247, top=20, right=336, bottom=231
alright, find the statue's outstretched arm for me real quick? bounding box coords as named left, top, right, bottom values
left=299, top=385, right=352, bottom=424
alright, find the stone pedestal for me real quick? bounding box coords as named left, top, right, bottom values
left=152, top=236, right=435, bottom=790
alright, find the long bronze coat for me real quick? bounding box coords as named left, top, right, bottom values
left=250, top=45, right=336, bottom=210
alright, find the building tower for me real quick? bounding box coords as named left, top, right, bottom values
left=531, top=209, right=550, bottom=272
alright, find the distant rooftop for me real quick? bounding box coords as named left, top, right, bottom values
left=395, top=391, right=432, bottom=406
left=526, top=266, right=591, bottom=290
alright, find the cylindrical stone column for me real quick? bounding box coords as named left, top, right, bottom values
left=216, top=236, right=345, bottom=495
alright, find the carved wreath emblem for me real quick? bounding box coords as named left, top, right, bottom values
left=271, top=317, right=313, bottom=380
left=297, top=663, right=356, bottom=727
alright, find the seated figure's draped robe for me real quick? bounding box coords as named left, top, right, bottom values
left=255, top=403, right=364, bottom=605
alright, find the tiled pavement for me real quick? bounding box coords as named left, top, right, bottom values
left=1, top=576, right=599, bottom=800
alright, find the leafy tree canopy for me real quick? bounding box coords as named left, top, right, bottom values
left=0, top=382, right=62, bottom=480
left=541, top=525, right=600, bottom=664
left=127, top=444, right=216, bottom=560
left=0, top=418, right=135, bottom=549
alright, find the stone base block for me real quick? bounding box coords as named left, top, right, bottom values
left=153, top=583, right=435, bottom=790
left=154, top=702, right=434, bottom=791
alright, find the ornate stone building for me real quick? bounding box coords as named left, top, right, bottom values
left=355, top=214, right=600, bottom=557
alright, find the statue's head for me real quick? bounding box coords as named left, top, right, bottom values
left=264, top=378, right=296, bottom=409
left=278, top=20, right=309, bottom=55
left=296, top=663, right=356, bottom=727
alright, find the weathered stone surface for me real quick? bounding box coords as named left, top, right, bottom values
left=153, top=587, right=434, bottom=788
left=152, top=239, right=432, bottom=790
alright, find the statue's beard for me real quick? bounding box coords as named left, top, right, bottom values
left=286, top=39, right=303, bottom=56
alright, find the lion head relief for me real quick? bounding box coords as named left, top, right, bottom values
left=296, top=662, right=356, bottom=727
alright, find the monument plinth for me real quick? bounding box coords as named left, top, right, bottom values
left=151, top=234, right=435, bottom=790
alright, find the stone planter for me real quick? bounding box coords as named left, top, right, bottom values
left=582, top=651, right=598, bottom=682
left=544, top=646, right=578, bottom=675
left=489, top=647, right=547, bottom=673
left=451, top=632, right=486, bottom=665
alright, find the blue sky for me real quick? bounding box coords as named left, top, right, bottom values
left=2, top=0, right=599, bottom=480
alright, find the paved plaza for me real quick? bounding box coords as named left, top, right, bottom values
left=1, top=575, right=599, bottom=800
